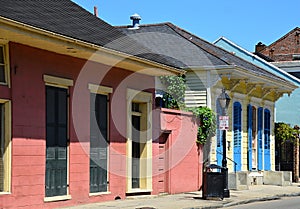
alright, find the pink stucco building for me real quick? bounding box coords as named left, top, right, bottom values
left=0, top=1, right=202, bottom=208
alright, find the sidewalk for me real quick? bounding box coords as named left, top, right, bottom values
left=58, top=183, right=300, bottom=209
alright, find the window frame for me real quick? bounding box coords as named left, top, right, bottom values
left=126, top=89, right=153, bottom=194
left=0, top=99, right=11, bottom=194
left=0, top=42, right=10, bottom=86
left=43, top=75, right=73, bottom=202
left=88, top=84, right=112, bottom=195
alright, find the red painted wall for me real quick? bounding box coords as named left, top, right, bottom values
left=155, top=108, right=203, bottom=194
left=0, top=42, right=155, bottom=209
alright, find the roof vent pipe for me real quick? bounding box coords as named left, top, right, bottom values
left=94, top=6, right=98, bottom=17
left=130, top=13, right=141, bottom=29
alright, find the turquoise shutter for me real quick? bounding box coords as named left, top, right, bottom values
left=264, top=109, right=271, bottom=170
left=257, top=107, right=263, bottom=170
left=247, top=105, right=253, bottom=170
left=233, top=102, right=242, bottom=171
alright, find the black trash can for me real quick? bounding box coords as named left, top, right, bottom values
left=202, top=164, right=224, bottom=200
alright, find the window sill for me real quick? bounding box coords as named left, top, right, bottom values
left=44, top=195, right=72, bottom=202
left=0, top=192, right=11, bottom=195
left=126, top=189, right=152, bottom=194
left=89, top=191, right=111, bottom=197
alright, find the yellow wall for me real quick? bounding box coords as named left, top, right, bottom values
left=209, top=83, right=276, bottom=172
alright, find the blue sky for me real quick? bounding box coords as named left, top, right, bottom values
left=72, top=0, right=300, bottom=52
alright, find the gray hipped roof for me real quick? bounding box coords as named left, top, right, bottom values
left=117, top=22, right=292, bottom=83
left=118, top=23, right=227, bottom=68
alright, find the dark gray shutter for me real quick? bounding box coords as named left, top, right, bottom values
left=131, top=115, right=140, bottom=189
left=45, top=86, right=68, bottom=197
left=90, top=94, right=108, bottom=193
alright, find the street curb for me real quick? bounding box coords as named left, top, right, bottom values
left=185, top=192, right=300, bottom=209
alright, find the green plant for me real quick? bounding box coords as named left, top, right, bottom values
left=187, top=106, right=217, bottom=144
left=275, top=122, right=300, bottom=144
left=159, top=75, right=186, bottom=109
left=159, top=75, right=216, bottom=144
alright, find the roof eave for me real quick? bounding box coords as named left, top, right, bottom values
left=0, top=16, right=183, bottom=76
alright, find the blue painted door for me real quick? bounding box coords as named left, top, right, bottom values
left=233, top=102, right=242, bottom=171
left=247, top=105, right=253, bottom=170
left=216, top=102, right=223, bottom=166
left=264, top=109, right=271, bottom=170
left=257, top=107, right=263, bottom=170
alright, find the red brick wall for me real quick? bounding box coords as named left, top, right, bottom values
left=0, top=42, right=156, bottom=209
left=259, top=28, right=300, bottom=61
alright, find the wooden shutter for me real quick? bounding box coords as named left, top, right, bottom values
left=90, top=94, right=108, bottom=193
left=247, top=105, right=253, bottom=170
left=264, top=109, right=271, bottom=170
left=257, top=107, right=263, bottom=171
left=45, top=86, right=68, bottom=197
left=233, top=102, right=242, bottom=171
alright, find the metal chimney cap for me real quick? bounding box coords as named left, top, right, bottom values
left=130, top=13, right=141, bottom=20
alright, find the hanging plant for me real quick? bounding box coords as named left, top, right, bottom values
left=187, top=106, right=217, bottom=144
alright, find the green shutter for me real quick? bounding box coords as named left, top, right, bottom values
left=45, top=86, right=68, bottom=197
left=131, top=115, right=141, bottom=189
left=90, top=94, right=108, bottom=193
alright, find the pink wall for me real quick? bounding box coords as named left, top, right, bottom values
left=0, top=42, right=155, bottom=209
left=0, top=42, right=204, bottom=208
left=155, top=108, right=203, bottom=194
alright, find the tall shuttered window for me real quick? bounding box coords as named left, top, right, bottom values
left=233, top=102, right=242, bottom=171
left=90, top=93, right=109, bottom=193
left=43, top=75, right=73, bottom=200
left=45, top=86, right=68, bottom=197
